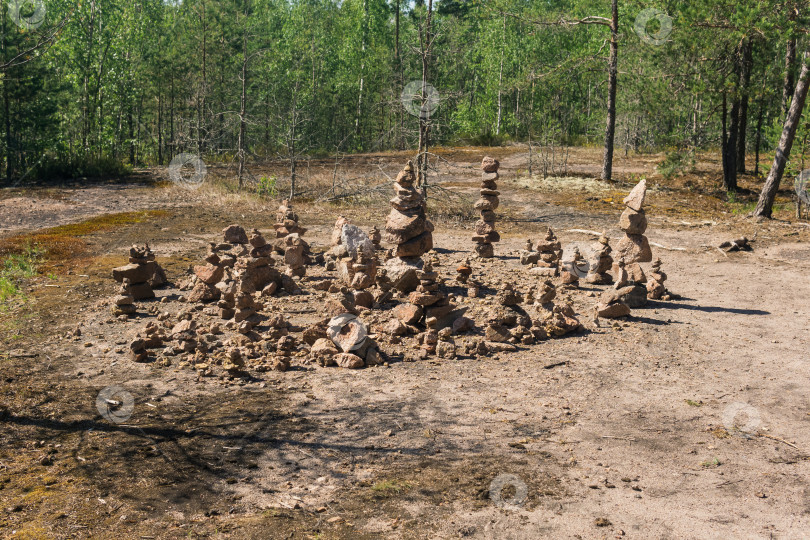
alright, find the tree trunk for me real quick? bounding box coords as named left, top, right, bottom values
left=416, top=0, right=433, bottom=196
left=600, top=0, right=618, bottom=181
left=721, top=91, right=728, bottom=181
left=754, top=99, right=764, bottom=176
left=782, top=37, right=797, bottom=117
left=355, top=0, right=368, bottom=138
left=495, top=16, right=505, bottom=136
left=726, top=94, right=739, bottom=191
left=736, top=39, right=753, bottom=174
left=755, top=50, right=810, bottom=218
left=237, top=30, right=248, bottom=190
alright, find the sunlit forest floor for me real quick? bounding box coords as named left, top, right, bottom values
left=1, top=146, right=809, bottom=538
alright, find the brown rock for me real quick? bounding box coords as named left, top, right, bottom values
left=475, top=220, right=496, bottom=235
left=384, top=318, right=408, bottom=336
left=311, top=338, right=338, bottom=357
left=409, top=292, right=440, bottom=306
left=385, top=210, right=428, bottom=243
left=475, top=243, right=494, bottom=258
left=112, top=263, right=150, bottom=284
left=615, top=234, right=652, bottom=263
left=596, top=302, right=631, bottom=318
left=625, top=263, right=647, bottom=283
left=187, top=282, right=220, bottom=303
left=394, top=303, right=423, bottom=325
left=195, top=264, right=224, bottom=285
left=223, top=224, right=249, bottom=244
left=619, top=208, right=648, bottom=235
left=485, top=324, right=511, bottom=342
left=128, top=282, right=155, bottom=300
left=335, top=352, right=364, bottom=369
left=617, top=283, right=648, bottom=308
left=472, top=231, right=501, bottom=244
left=623, top=179, right=646, bottom=211
left=395, top=231, right=433, bottom=258
left=384, top=258, right=421, bottom=292
left=481, top=156, right=500, bottom=173
left=451, top=316, right=475, bottom=334
left=436, top=340, right=456, bottom=359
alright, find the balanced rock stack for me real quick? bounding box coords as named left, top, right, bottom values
left=585, top=235, right=614, bottom=285
left=283, top=234, right=306, bottom=277
left=560, top=247, right=584, bottom=286
left=473, top=156, right=501, bottom=258
left=646, top=258, right=670, bottom=300
left=274, top=200, right=307, bottom=238
left=274, top=200, right=310, bottom=261
left=112, top=244, right=166, bottom=300
left=112, top=278, right=137, bottom=318
left=383, top=161, right=433, bottom=291
left=188, top=225, right=280, bottom=303
left=615, top=180, right=652, bottom=276
left=410, top=259, right=454, bottom=322
left=386, top=160, right=434, bottom=258
left=331, top=220, right=378, bottom=290
left=368, top=225, right=382, bottom=249
left=528, top=228, right=562, bottom=277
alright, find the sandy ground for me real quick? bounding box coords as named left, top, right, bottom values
left=1, top=153, right=809, bottom=539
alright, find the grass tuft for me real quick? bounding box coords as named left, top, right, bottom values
left=0, top=244, right=42, bottom=307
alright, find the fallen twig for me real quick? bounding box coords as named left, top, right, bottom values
left=758, top=433, right=800, bottom=450
left=566, top=229, right=602, bottom=236
left=543, top=361, right=568, bottom=369
left=600, top=435, right=637, bottom=442
left=649, top=242, right=687, bottom=251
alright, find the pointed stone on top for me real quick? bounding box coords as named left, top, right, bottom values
left=623, top=179, right=646, bottom=211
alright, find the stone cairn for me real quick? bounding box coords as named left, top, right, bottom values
left=473, top=156, right=501, bottom=258
left=560, top=247, right=584, bottom=287
left=646, top=258, right=670, bottom=300
left=333, top=221, right=378, bottom=291
left=456, top=258, right=472, bottom=284
left=383, top=160, right=434, bottom=291
left=112, top=244, right=167, bottom=301
left=112, top=278, right=137, bottom=318
left=283, top=234, right=306, bottom=277
left=593, top=181, right=656, bottom=321
left=274, top=200, right=311, bottom=262
left=411, top=258, right=454, bottom=322
left=274, top=199, right=307, bottom=238
left=615, top=179, right=652, bottom=284
left=522, top=228, right=562, bottom=277
left=390, top=257, right=455, bottom=344
left=368, top=225, right=382, bottom=249
left=187, top=224, right=280, bottom=305
left=585, top=234, right=614, bottom=285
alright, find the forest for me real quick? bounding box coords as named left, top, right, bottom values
left=2, top=0, right=810, bottom=215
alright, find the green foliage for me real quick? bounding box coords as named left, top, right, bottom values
left=35, top=154, right=133, bottom=181
left=256, top=175, right=279, bottom=198
left=657, top=151, right=695, bottom=180
left=0, top=244, right=42, bottom=308
left=0, top=0, right=803, bottom=184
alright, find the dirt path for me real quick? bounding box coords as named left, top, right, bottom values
left=1, top=159, right=809, bottom=539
